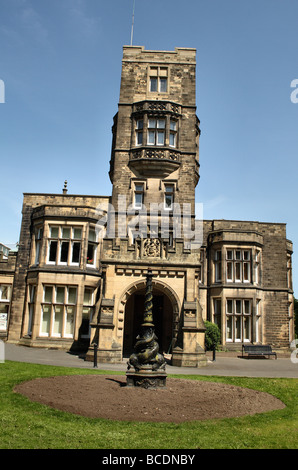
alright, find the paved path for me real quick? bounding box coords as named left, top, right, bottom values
left=3, top=343, right=298, bottom=378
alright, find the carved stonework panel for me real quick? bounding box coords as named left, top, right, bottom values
left=143, top=238, right=161, bottom=257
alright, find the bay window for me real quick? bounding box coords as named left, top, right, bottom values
left=47, top=226, right=82, bottom=266
left=40, top=285, right=77, bottom=338
left=226, top=298, right=252, bottom=343
left=226, top=249, right=251, bottom=283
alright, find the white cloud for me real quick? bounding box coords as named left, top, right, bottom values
left=20, top=3, right=49, bottom=44
left=66, top=0, right=101, bottom=40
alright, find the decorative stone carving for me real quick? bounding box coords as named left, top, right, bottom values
left=143, top=238, right=160, bottom=257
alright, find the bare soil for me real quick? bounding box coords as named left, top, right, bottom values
left=14, top=375, right=285, bottom=423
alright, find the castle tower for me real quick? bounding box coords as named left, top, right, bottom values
left=93, top=46, right=206, bottom=367
left=109, top=46, right=200, bottom=243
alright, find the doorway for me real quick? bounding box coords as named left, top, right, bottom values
left=123, top=288, right=174, bottom=357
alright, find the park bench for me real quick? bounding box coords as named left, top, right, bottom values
left=242, top=344, right=277, bottom=359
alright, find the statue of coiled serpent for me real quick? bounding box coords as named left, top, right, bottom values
left=127, top=326, right=166, bottom=371
left=127, top=269, right=166, bottom=372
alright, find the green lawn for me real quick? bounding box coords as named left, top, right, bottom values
left=0, top=361, right=297, bottom=449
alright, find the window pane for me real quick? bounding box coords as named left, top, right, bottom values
left=88, top=229, right=96, bottom=242
left=49, top=241, right=57, bottom=262
left=170, top=120, right=176, bottom=131
left=243, top=262, right=250, bottom=281
left=62, top=227, right=71, bottom=239
left=235, top=250, right=241, bottom=260
left=44, top=286, right=53, bottom=303
left=147, top=130, right=155, bottom=144
left=236, top=300, right=242, bottom=314
left=244, top=300, right=251, bottom=314
left=159, top=78, right=167, bottom=92
left=150, top=78, right=157, bottom=92
left=148, top=119, right=156, bottom=128
left=227, top=299, right=233, bottom=314
left=0, top=306, right=8, bottom=330
left=56, top=287, right=65, bottom=303
left=157, top=131, right=165, bottom=145
left=134, top=193, right=142, bottom=209
left=235, top=317, right=241, bottom=340
left=50, top=227, right=59, bottom=238
left=73, top=228, right=82, bottom=239
left=244, top=317, right=250, bottom=341
left=165, top=194, right=173, bottom=209
left=60, top=241, right=69, bottom=263
left=235, top=262, right=241, bottom=280
left=41, top=305, right=51, bottom=335
left=68, top=287, right=77, bottom=304
left=226, top=316, right=233, bottom=340
left=65, top=306, right=75, bottom=336
left=1, top=285, right=11, bottom=300
left=169, top=132, right=176, bottom=147
left=137, top=119, right=143, bottom=129
left=87, top=244, right=95, bottom=264
left=137, top=131, right=143, bottom=145
left=84, top=289, right=93, bottom=305
left=72, top=242, right=81, bottom=264
left=53, top=306, right=63, bottom=336
left=157, top=119, right=165, bottom=128
left=0, top=304, right=9, bottom=314
left=227, top=250, right=233, bottom=260
left=227, top=262, right=233, bottom=280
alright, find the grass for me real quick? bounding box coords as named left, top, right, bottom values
left=0, top=361, right=297, bottom=449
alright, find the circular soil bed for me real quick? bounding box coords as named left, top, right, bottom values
left=14, top=375, right=285, bottom=423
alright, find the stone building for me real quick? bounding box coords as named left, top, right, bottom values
left=1, top=46, right=294, bottom=366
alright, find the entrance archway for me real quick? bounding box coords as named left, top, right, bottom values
left=121, top=281, right=180, bottom=357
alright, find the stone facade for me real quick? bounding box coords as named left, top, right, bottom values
left=1, top=46, right=294, bottom=365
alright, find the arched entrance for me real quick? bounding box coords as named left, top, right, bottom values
left=122, top=281, right=179, bottom=357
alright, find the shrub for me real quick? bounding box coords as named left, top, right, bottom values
left=204, top=321, right=221, bottom=351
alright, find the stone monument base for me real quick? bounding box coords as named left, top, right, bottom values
left=126, top=365, right=167, bottom=389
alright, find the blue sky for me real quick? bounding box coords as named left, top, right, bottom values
left=0, top=0, right=298, bottom=293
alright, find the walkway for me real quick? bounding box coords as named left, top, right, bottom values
left=3, top=343, right=298, bottom=378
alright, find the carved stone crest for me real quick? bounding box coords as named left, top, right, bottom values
left=143, top=238, right=160, bottom=257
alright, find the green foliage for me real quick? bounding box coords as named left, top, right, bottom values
left=0, top=361, right=298, bottom=449
left=204, top=321, right=221, bottom=351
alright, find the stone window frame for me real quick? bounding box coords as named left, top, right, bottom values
left=214, top=250, right=222, bottom=282
left=46, top=225, right=83, bottom=267
left=40, top=284, right=77, bottom=339
left=0, top=283, right=12, bottom=332
left=134, top=113, right=178, bottom=149
left=133, top=180, right=146, bottom=210
left=26, top=284, right=36, bottom=336
left=226, top=248, right=252, bottom=284
left=225, top=298, right=252, bottom=343
left=148, top=66, right=169, bottom=93
left=86, top=226, right=98, bottom=268
left=34, top=226, right=43, bottom=265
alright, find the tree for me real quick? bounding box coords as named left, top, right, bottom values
left=204, top=321, right=221, bottom=351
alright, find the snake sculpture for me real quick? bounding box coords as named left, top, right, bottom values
left=127, top=326, right=166, bottom=371
left=127, top=270, right=166, bottom=372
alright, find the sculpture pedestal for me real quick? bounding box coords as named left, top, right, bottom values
left=126, top=365, right=167, bottom=389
